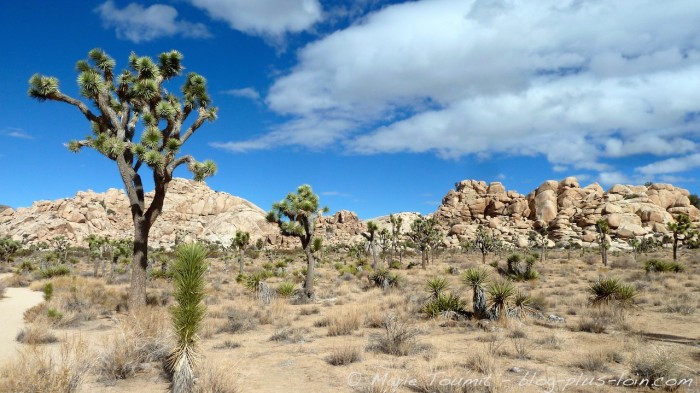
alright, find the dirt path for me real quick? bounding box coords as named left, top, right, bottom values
left=0, top=273, right=44, bottom=364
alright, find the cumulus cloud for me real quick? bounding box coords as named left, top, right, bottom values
left=186, top=0, right=322, bottom=37
left=636, top=153, right=700, bottom=175
left=96, top=1, right=210, bottom=43
left=217, top=0, right=700, bottom=179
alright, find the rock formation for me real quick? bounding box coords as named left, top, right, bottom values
left=434, top=177, right=698, bottom=249
left=0, top=178, right=279, bottom=248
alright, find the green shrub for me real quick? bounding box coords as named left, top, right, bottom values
left=368, top=268, right=401, bottom=289
left=643, top=259, right=685, bottom=273
left=149, top=269, right=172, bottom=280
left=276, top=282, right=295, bottom=298
left=424, top=276, right=449, bottom=299
left=37, top=265, right=70, bottom=279
left=43, top=282, right=54, bottom=302
left=421, top=292, right=466, bottom=319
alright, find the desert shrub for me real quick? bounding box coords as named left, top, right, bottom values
left=269, top=327, right=310, bottom=343
left=149, top=269, right=172, bottom=280
left=644, top=259, right=685, bottom=273
left=0, top=338, right=90, bottom=393
left=276, top=281, right=296, bottom=297
left=588, top=277, right=637, bottom=307
left=16, top=321, right=58, bottom=344
left=94, top=309, right=171, bottom=383
left=327, top=308, right=362, bottom=336
left=576, top=307, right=620, bottom=334
left=368, top=268, right=401, bottom=289
left=194, top=360, right=239, bottom=393
left=367, top=314, right=427, bottom=356
left=15, top=260, right=35, bottom=273
left=421, top=293, right=466, bottom=319
left=630, top=346, right=692, bottom=389
left=574, top=351, right=613, bottom=372
left=0, top=280, right=5, bottom=298
left=389, top=260, right=401, bottom=269
left=216, top=307, right=258, bottom=334
left=326, top=346, right=362, bottom=366
left=43, top=282, right=53, bottom=301
left=37, top=264, right=70, bottom=279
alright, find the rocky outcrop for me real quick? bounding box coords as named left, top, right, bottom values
left=434, top=177, right=698, bottom=248
left=0, top=178, right=280, bottom=248
left=316, top=210, right=366, bottom=246
left=0, top=205, right=10, bottom=213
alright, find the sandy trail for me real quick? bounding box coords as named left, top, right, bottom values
left=0, top=273, right=44, bottom=364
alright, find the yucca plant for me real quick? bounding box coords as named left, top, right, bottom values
left=421, top=292, right=466, bottom=319
left=644, top=259, right=685, bottom=273
left=487, top=279, right=516, bottom=319
left=462, top=268, right=489, bottom=319
left=511, top=290, right=538, bottom=319
left=588, top=277, right=637, bottom=307
left=276, top=281, right=296, bottom=298
left=425, top=276, right=449, bottom=299
left=167, top=243, right=208, bottom=393
left=369, top=268, right=401, bottom=289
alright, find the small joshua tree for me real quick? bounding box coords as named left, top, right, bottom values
left=267, top=184, right=328, bottom=300
left=0, top=236, right=21, bottom=263
left=232, top=230, right=250, bottom=275
left=472, top=225, right=500, bottom=264
left=462, top=268, right=489, bottom=319
left=167, top=243, right=208, bottom=393
left=667, top=213, right=693, bottom=261
left=363, top=221, right=379, bottom=268
left=389, top=213, right=404, bottom=265
left=595, top=219, right=610, bottom=266
left=407, top=215, right=442, bottom=269
left=377, top=228, right=390, bottom=265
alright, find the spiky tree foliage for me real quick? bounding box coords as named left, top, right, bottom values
left=425, top=276, right=449, bottom=299
left=588, top=277, right=637, bottom=308
left=389, top=214, right=404, bottom=265
left=627, top=238, right=641, bottom=262
left=462, top=268, right=489, bottom=319
left=487, top=278, right=515, bottom=320
left=407, top=215, right=442, bottom=269
left=167, top=243, right=208, bottom=393
left=528, top=226, right=549, bottom=262
left=511, top=290, right=538, bottom=319
left=472, top=225, right=500, bottom=264
left=109, top=238, right=133, bottom=279
left=595, top=219, right=610, bottom=266
left=29, top=49, right=218, bottom=308
left=232, top=230, right=250, bottom=275
left=377, top=228, right=390, bottom=265
left=86, top=234, right=109, bottom=277
left=0, top=236, right=21, bottom=263
left=267, top=184, right=328, bottom=299
left=51, top=236, right=70, bottom=263
left=362, top=221, right=379, bottom=268
left=667, top=213, right=693, bottom=261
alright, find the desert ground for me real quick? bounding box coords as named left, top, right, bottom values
left=0, top=245, right=698, bottom=393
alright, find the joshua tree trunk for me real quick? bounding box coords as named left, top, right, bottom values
left=473, top=287, right=487, bottom=319
left=601, top=246, right=608, bottom=266
left=421, top=248, right=427, bottom=269
left=238, top=251, right=244, bottom=275
left=130, top=218, right=150, bottom=309
left=672, top=236, right=678, bottom=261
left=302, top=237, right=315, bottom=298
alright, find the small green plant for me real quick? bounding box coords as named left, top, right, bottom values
left=276, top=282, right=296, bottom=298
left=588, top=277, right=637, bottom=307
left=47, top=308, right=63, bottom=320
left=242, top=271, right=269, bottom=293
left=643, top=259, right=685, bottom=273
left=368, top=268, right=401, bottom=289
left=42, top=282, right=54, bottom=302
left=424, top=276, right=449, bottom=299
left=421, top=292, right=466, bottom=319
left=37, top=264, right=70, bottom=279
left=487, top=279, right=516, bottom=319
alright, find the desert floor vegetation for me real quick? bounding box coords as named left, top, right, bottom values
left=0, top=246, right=698, bottom=392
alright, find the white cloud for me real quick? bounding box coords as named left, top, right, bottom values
left=1, top=128, right=33, bottom=140
left=321, top=191, right=351, bottom=197
left=598, top=171, right=632, bottom=186
left=186, top=0, right=322, bottom=37
left=96, top=1, right=211, bottom=43
left=217, top=0, right=700, bottom=175
left=222, top=87, right=261, bottom=102
left=636, top=153, right=700, bottom=175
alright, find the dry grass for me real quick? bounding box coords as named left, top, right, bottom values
left=327, top=307, right=362, bottom=336
left=326, top=345, right=363, bottom=365
left=0, top=337, right=90, bottom=392
left=194, top=359, right=240, bottom=393
left=16, top=319, right=58, bottom=344
left=367, top=314, right=428, bottom=356
left=93, top=308, right=171, bottom=383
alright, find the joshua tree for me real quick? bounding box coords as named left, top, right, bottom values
left=462, top=268, right=489, bottom=319
left=109, top=238, right=133, bottom=279
left=667, top=213, right=693, bottom=261
left=362, top=221, right=379, bottom=268
left=29, top=49, right=218, bottom=308
left=595, top=219, right=610, bottom=266
left=232, top=230, right=250, bottom=275
left=529, top=226, right=549, bottom=261
left=627, top=238, right=641, bottom=262
left=407, top=215, right=442, bottom=269
left=86, top=234, right=109, bottom=277
left=377, top=228, right=390, bottom=265
left=0, top=236, right=21, bottom=263
left=51, top=236, right=70, bottom=263
left=167, top=243, right=208, bottom=393
left=472, top=225, right=500, bottom=264
left=267, top=184, right=328, bottom=299
left=389, top=214, right=403, bottom=264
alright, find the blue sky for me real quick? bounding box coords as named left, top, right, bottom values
left=1, top=0, right=700, bottom=219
